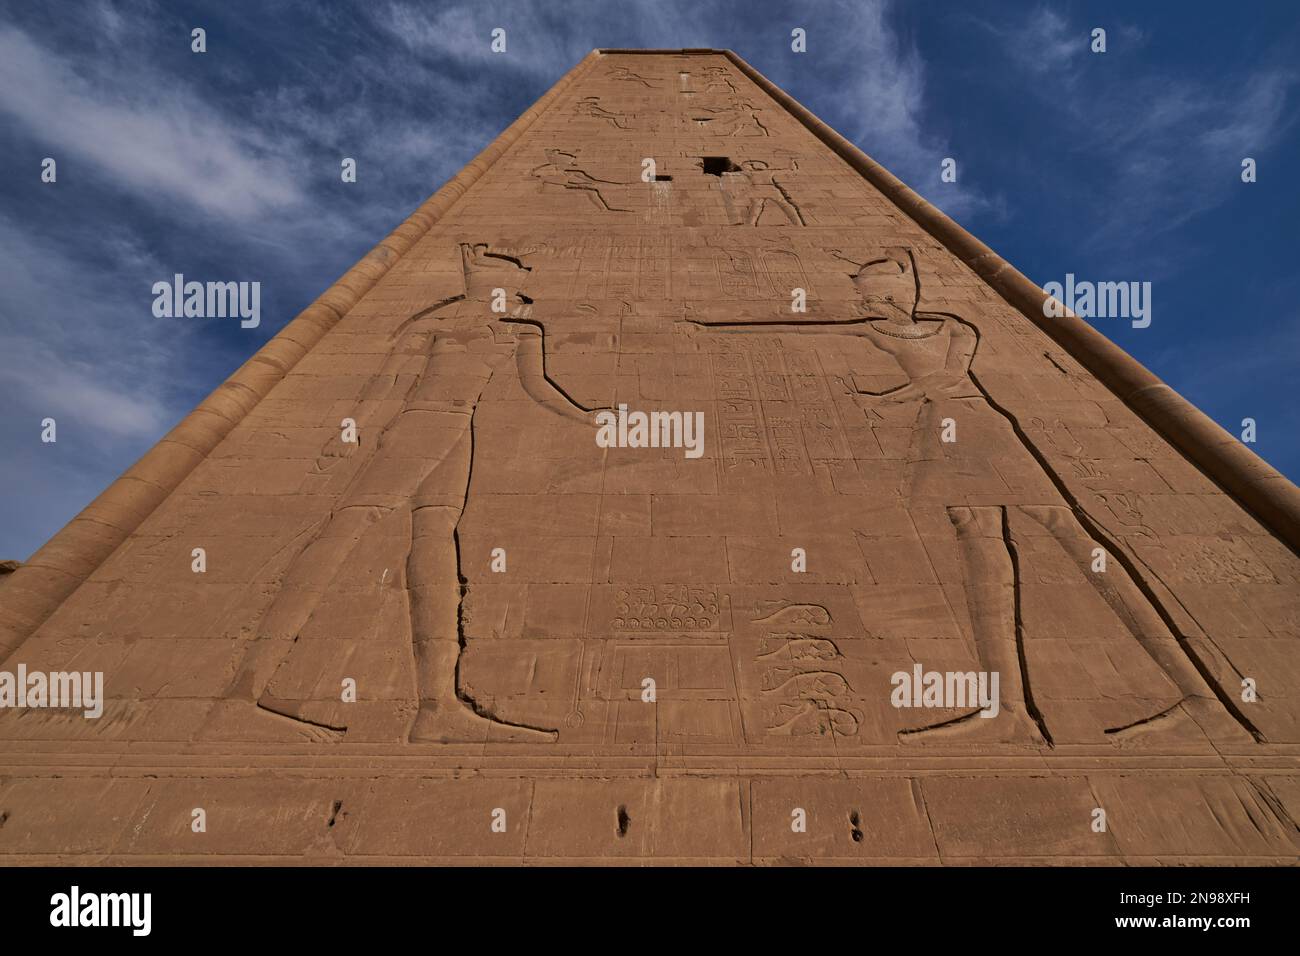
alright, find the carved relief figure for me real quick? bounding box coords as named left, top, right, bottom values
left=575, top=95, right=631, bottom=130
left=720, top=159, right=804, bottom=226
left=837, top=248, right=1253, bottom=745
left=688, top=247, right=1253, bottom=747
left=606, top=66, right=659, bottom=88
left=219, top=244, right=600, bottom=743
left=699, top=66, right=739, bottom=94
left=689, top=98, right=769, bottom=137
left=530, top=148, right=628, bottom=212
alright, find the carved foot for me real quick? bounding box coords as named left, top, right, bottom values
left=409, top=700, right=557, bottom=743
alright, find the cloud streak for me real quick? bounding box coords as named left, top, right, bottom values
left=974, top=7, right=1296, bottom=255
left=0, top=25, right=306, bottom=221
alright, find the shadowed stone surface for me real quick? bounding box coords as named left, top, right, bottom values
left=1, top=50, right=1297, bottom=865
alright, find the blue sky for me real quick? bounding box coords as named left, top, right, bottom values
left=1, top=0, right=1296, bottom=560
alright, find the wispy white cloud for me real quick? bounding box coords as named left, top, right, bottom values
left=0, top=339, right=170, bottom=440
left=808, top=0, right=1004, bottom=222
left=1008, top=7, right=1087, bottom=74
left=377, top=3, right=531, bottom=68
left=0, top=25, right=306, bottom=221
left=0, top=211, right=181, bottom=558
left=973, top=7, right=1296, bottom=253
left=0, top=214, right=182, bottom=441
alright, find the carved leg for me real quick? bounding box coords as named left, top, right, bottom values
left=1018, top=504, right=1249, bottom=744
left=406, top=408, right=557, bottom=743
left=206, top=503, right=393, bottom=741
left=901, top=506, right=1047, bottom=745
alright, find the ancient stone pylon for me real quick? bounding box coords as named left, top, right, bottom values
left=2, top=50, right=1297, bottom=863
